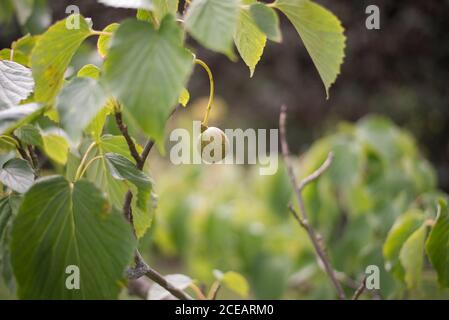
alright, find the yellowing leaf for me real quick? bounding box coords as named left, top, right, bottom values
left=234, top=7, right=267, bottom=77
left=274, top=0, right=346, bottom=98
left=31, top=14, right=92, bottom=103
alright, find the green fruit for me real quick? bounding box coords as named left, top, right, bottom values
left=198, top=127, right=230, bottom=164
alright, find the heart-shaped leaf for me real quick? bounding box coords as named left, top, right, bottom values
left=11, top=176, right=137, bottom=299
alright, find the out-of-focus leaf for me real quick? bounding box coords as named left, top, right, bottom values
left=31, top=15, right=92, bottom=103
left=0, top=194, right=21, bottom=290
left=274, top=0, right=346, bottom=98
left=98, top=0, right=154, bottom=10
left=103, top=16, right=193, bottom=149
left=214, top=270, right=249, bottom=297
left=185, top=0, right=239, bottom=59
left=56, top=77, right=108, bottom=142
left=426, top=200, right=449, bottom=287
left=0, top=60, right=34, bottom=109
left=0, top=103, right=43, bottom=135
left=77, top=64, right=101, bottom=79
left=234, top=6, right=267, bottom=77
left=399, top=224, right=427, bottom=288
left=14, top=124, right=43, bottom=147
left=249, top=3, right=281, bottom=42
left=383, top=210, right=425, bottom=279
left=0, top=158, right=34, bottom=193
left=97, top=23, right=119, bottom=58
left=41, top=131, right=70, bottom=165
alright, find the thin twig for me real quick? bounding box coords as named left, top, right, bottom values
left=11, top=134, right=34, bottom=169
left=127, top=251, right=193, bottom=300
left=114, top=111, right=142, bottom=165
left=280, top=105, right=346, bottom=300
left=138, top=140, right=155, bottom=170
left=298, top=152, right=334, bottom=190
left=352, top=276, right=367, bottom=300
left=207, top=281, right=221, bottom=300
left=27, top=145, right=39, bottom=172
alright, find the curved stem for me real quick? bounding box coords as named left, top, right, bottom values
left=78, top=155, right=103, bottom=180
left=0, top=135, right=19, bottom=148
left=75, top=142, right=97, bottom=181
left=195, top=59, right=215, bottom=127
left=90, top=30, right=113, bottom=37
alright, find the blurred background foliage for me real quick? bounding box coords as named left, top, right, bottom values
left=1, top=0, right=449, bottom=299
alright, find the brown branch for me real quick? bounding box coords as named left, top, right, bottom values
left=208, top=281, right=221, bottom=300
left=352, top=276, right=367, bottom=300
left=117, top=104, right=193, bottom=300
left=114, top=111, right=142, bottom=165
left=11, top=134, right=35, bottom=170
left=280, top=105, right=346, bottom=300
left=138, top=140, right=155, bottom=170
left=127, top=250, right=193, bottom=300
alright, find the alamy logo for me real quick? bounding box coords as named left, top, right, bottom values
left=65, top=265, right=80, bottom=290
left=169, top=121, right=279, bottom=175
left=365, top=5, right=380, bottom=30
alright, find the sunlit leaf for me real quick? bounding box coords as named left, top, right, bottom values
left=31, top=14, right=92, bottom=103
left=234, top=6, right=267, bottom=77
left=97, top=23, right=119, bottom=58
left=274, top=0, right=346, bottom=98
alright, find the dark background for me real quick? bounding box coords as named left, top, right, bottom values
left=1, top=0, right=448, bottom=190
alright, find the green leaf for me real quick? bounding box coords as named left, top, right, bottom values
left=96, top=23, right=119, bottom=59
left=214, top=270, right=249, bottom=297
left=11, top=176, right=136, bottom=299
left=42, top=131, right=70, bottom=165
left=0, top=158, right=34, bottom=193
left=56, top=77, right=108, bottom=142
left=383, top=210, right=425, bottom=279
left=11, top=0, right=34, bottom=25
left=77, top=64, right=101, bottom=79
left=31, top=14, right=92, bottom=103
left=86, top=136, right=153, bottom=238
left=12, top=34, right=38, bottom=57
left=14, top=124, right=43, bottom=147
left=104, top=152, right=153, bottom=238
left=0, top=49, right=29, bottom=67
left=138, top=0, right=179, bottom=25
left=178, top=88, right=190, bottom=107
left=98, top=0, right=154, bottom=10
left=0, top=103, right=43, bottom=135
left=0, top=60, right=34, bottom=109
left=250, top=3, right=282, bottom=42
left=0, top=194, right=21, bottom=290
left=103, top=16, right=193, bottom=149
left=185, top=0, right=240, bottom=59
left=85, top=103, right=113, bottom=142
left=274, top=0, right=346, bottom=98
left=234, top=7, right=267, bottom=77
left=399, top=224, right=427, bottom=289
left=426, top=200, right=449, bottom=287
